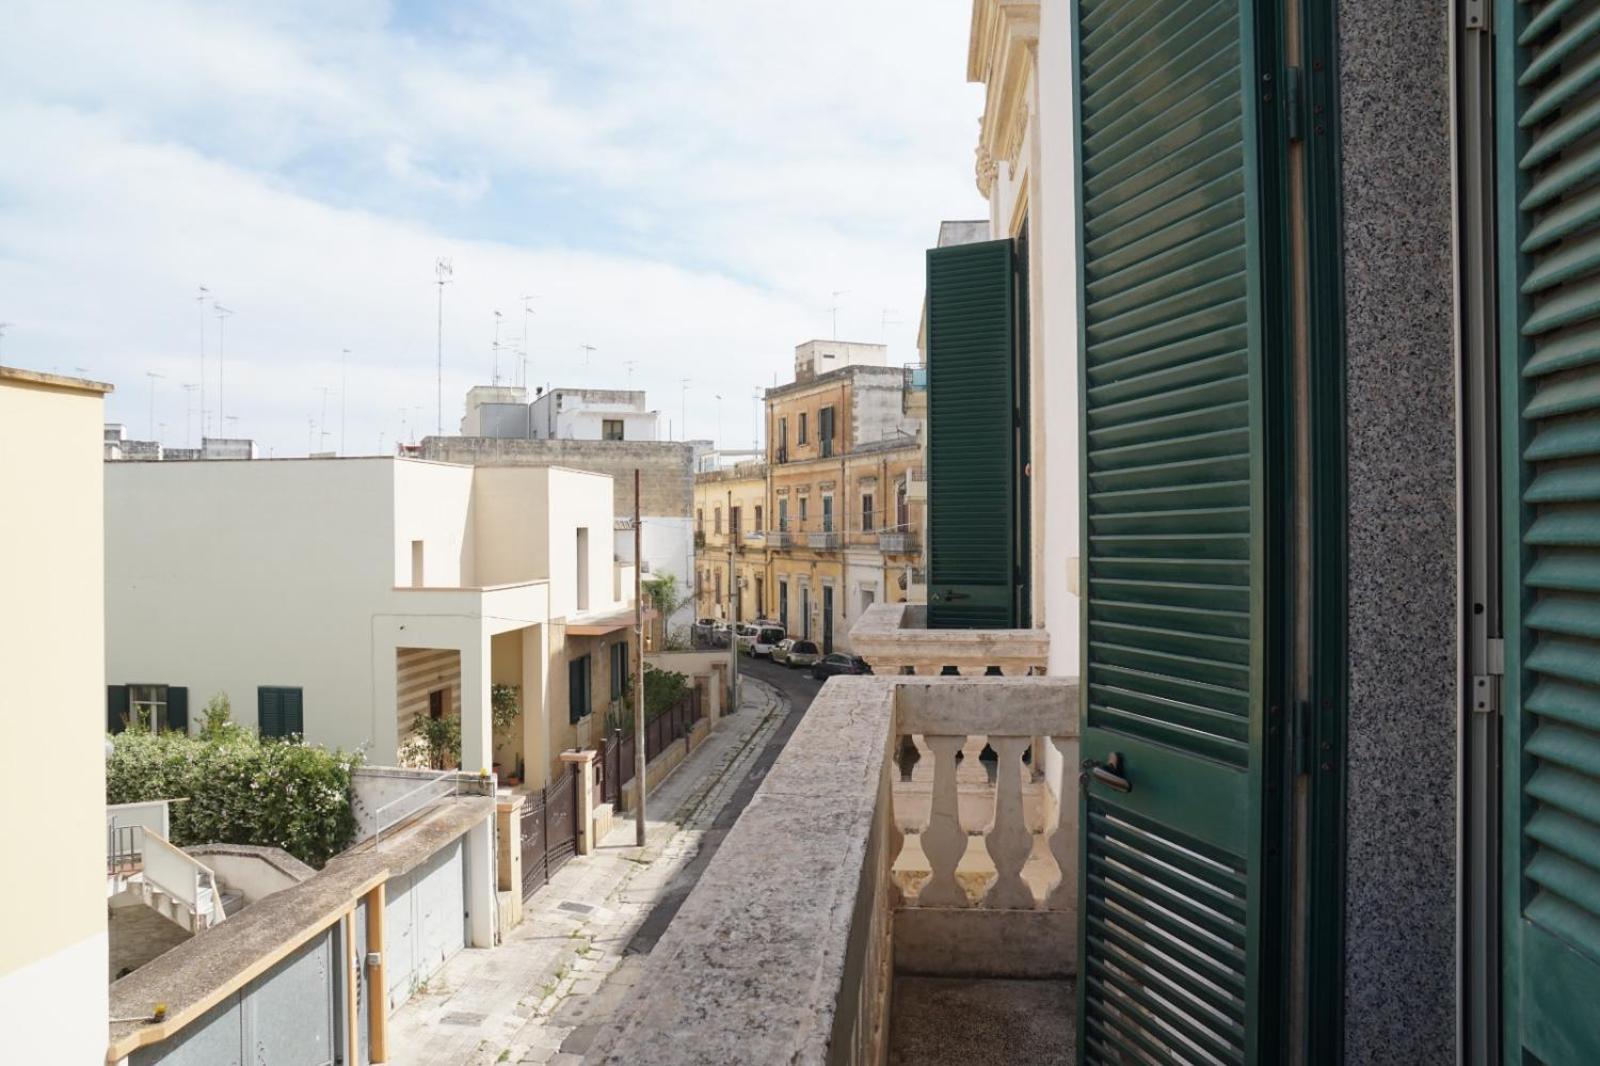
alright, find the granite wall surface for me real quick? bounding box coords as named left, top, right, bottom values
left=1337, top=1, right=1458, bottom=1061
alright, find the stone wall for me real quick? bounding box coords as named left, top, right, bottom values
left=1337, top=0, right=1456, bottom=1060
left=420, top=436, right=694, bottom=518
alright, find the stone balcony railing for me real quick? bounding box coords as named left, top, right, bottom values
left=850, top=600, right=1048, bottom=676
left=807, top=529, right=843, bottom=550
left=590, top=675, right=1078, bottom=1065
left=876, top=530, right=919, bottom=554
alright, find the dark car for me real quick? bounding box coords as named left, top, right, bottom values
left=810, top=653, right=872, bottom=680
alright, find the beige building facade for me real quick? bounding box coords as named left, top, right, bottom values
left=105, top=458, right=636, bottom=790
left=693, top=343, right=924, bottom=653
left=0, top=367, right=114, bottom=1066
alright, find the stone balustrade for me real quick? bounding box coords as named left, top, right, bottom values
left=592, top=675, right=1078, bottom=1065
left=850, top=600, right=1049, bottom=676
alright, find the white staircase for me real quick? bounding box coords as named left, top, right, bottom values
left=107, top=821, right=229, bottom=934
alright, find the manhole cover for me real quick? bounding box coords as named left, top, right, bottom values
left=559, top=901, right=595, bottom=915
left=441, top=1012, right=486, bottom=1026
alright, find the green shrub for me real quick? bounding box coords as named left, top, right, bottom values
left=106, top=729, right=361, bottom=867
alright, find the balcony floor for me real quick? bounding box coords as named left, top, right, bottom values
left=889, top=976, right=1076, bottom=1065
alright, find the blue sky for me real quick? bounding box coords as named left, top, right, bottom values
left=0, top=1, right=985, bottom=454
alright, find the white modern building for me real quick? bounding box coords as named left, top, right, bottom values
left=106, top=458, right=639, bottom=786
left=0, top=366, right=114, bottom=1066
left=461, top=385, right=660, bottom=442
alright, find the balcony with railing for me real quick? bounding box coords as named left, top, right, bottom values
left=876, top=528, right=919, bottom=555
left=851, top=600, right=1048, bottom=677
left=806, top=524, right=843, bottom=550
left=592, top=675, right=1077, bottom=1064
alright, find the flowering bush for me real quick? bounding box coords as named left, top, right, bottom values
left=106, top=728, right=361, bottom=867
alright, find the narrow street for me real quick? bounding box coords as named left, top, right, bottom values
left=387, top=658, right=826, bottom=1066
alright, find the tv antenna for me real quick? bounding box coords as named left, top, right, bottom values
left=213, top=303, right=235, bottom=430
left=520, top=295, right=539, bottom=388
left=581, top=344, right=597, bottom=372
left=830, top=290, right=851, bottom=340
left=181, top=383, right=199, bottom=447
left=196, top=286, right=210, bottom=434
left=434, top=258, right=453, bottom=435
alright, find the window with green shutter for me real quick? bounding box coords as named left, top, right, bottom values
left=925, top=236, right=1028, bottom=628
left=1498, top=3, right=1600, bottom=1060
left=258, top=686, right=304, bottom=739
left=569, top=655, right=592, bottom=724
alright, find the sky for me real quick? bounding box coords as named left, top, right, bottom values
left=0, top=1, right=987, bottom=456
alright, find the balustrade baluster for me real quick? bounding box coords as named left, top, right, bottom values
left=916, top=734, right=968, bottom=907
left=1044, top=735, right=1077, bottom=911
left=981, top=735, right=1035, bottom=909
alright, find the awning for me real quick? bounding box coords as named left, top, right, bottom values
left=567, top=607, right=654, bottom=637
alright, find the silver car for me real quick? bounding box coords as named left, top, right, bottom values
left=772, top=638, right=822, bottom=669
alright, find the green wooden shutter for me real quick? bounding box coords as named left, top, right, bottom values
left=283, top=688, right=304, bottom=737
left=569, top=656, right=590, bottom=724
left=258, top=687, right=280, bottom=737
left=1499, top=3, right=1600, bottom=1061
left=1073, top=0, right=1276, bottom=1060
left=166, top=687, right=189, bottom=734
left=926, top=237, right=1021, bottom=627
left=107, top=685, right=130, bottom=734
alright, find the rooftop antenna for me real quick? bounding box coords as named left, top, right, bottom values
left=581, top=344, right=597, bottom=372
left=491, top=310, right=503, bottom=385
left=880, top=308, right=902, bottom=340
left=0, top=322, right=10, bottom=360
left=196, top=286, right=210, bottom=435
left=181, top=383, right=199, bottom=447
left=340, top=349, right=350, bottom=456
left=213, top=303, right=235, bottom=431
left=624, top=360, right=638, bottom=390
left=434, top=258, right=453, bottom=435
left=752, top=386, right=763, bottom=451
left=715, top=392, right=723, bottom=448
left=520, top=295, right=539, bottom=388
left=144, top=371, right=164, bottom=440
left=679, top=378, right=692, bottom=442
left=307, top=415, right=315, bottom=456
left=317, top=385, right=333, bottom=453
left=830, top=290, right=851, bottom=340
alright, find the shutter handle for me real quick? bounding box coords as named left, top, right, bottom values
left=1080, top=752, right=1132, bottom=794
left=935, top=590, right=970, bottom=602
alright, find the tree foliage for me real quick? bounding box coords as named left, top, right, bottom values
left=106, top=728, right=361, bottom=868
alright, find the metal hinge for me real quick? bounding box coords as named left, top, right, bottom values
left=1464, top=0, right=1489, bottom=33
left=1472, top=637, right=1505, bottom=716
left=1284, top=66, right=1304, bottom=142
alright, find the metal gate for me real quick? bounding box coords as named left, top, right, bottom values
left=521, top=766, right=579, bottom=901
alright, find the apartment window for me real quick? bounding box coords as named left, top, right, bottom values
left=714, top=506, right=723, bottom=535
left=799, top=496, right=809, bottom=526
left=697, top=508, right=704, bottom=533
left=754, top=505, right=764, bottom=532
left=610, top=641, right=629, bottom=700
left=730, top=506, right=741, bottom=536
left=258, top=686, right=304, bottom=739
left=576, top=527, right=590, bottom=611
left=778, top=417, right=789, bottom=461
left=715, top=569, right=723, bottom=608
left=696, top=568, right=704, bottom=598
left=569, top=655, right=593, bottom=724
left=410, top=540, right=425, bottom=587
left=822, top=494, right=834, bottom=533
left=798, top=412, right=808, bottom=444
left=819, top=406, right=835, bottom=458
left=111, top=683, right=187, bottom=734
left=897, top=483, right=909, bottom=529
left=602, top=419, right=625, bottom=440
left=862, top=493, right=875, bottom=533
left=428, top=689, right=447, bottom=720
left=778, top=498, right=789, bottom=531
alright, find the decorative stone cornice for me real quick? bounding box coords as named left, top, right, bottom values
left=967, top=0, right=1040, bottom=197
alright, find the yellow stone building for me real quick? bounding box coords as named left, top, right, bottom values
left=694, top=341, right=925, bottom=653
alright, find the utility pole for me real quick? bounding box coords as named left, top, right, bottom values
left=340, top=349, right=350, bottom=456
left=214, top=304, right=234, bottom=432
left=435, top=258, right=453, bottom=435
left=633, top=470, right=647, bottom=847
left=728, top=489, right=739, bottom=715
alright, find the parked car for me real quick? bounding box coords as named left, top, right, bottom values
left=734, top=623, right=760, bottom=652
left=772, top=638, right=822, bottom=669
left=752, top=625, right=786, bottom=658
left=692, top=618, right=731, bottom=648
left=810, top=653, right=872, bottom=680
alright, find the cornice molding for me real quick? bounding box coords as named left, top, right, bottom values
left=967, top=0, right=1040, bottom=197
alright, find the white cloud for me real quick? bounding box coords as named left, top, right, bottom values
left=0, top=0, right=986, bottom=454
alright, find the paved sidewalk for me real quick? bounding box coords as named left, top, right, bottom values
left=385, top=678, right=788, bottom=1066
